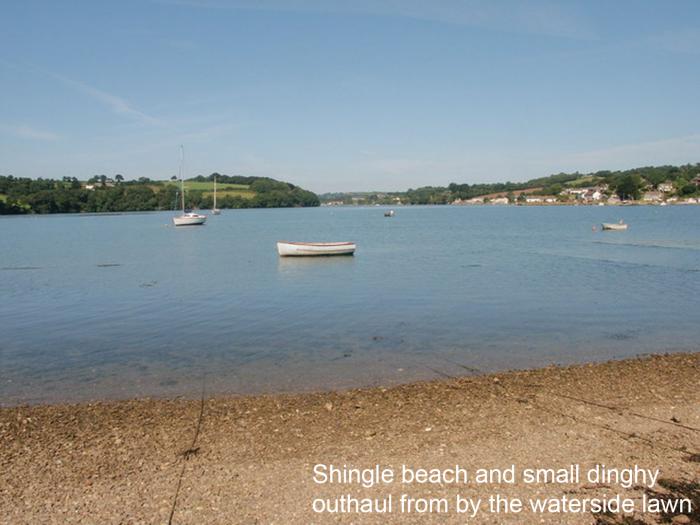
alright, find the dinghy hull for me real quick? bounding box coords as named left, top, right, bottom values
left=277, top=241, right=356, bottom=257
left=601, top=223, right=628, bottom=231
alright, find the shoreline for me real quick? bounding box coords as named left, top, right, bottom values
left=2, top=352, right=699, bottom=523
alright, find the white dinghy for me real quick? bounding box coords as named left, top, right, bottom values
left=277, top=241, right=356, bottom=257
left=601, top=220, right=628, bottom=231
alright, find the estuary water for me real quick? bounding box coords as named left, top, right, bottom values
left=1, top=205, right=699, bottom=405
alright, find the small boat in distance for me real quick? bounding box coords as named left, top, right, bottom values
left=211, top=175, right=221, bottom=215
left=384, top=210, right=395, bottom=217
left=174, top=211, right=208, bottom=226
left=601, top=220, right=628, bottom=231
left=277, top=241, right=356, bottom=257
left=173, top=146, right=206, bottom=227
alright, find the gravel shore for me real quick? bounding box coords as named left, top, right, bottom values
left=1, top=353, right=699, bottom=524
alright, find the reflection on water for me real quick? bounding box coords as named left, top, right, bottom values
left=1, top=205, right=699, bottom=405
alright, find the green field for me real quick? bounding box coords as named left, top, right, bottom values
left=0, top=194, right=6, bottom=202
left=206, top=189, right=256, bottom=199
left=176, top=181, right=250, bottom=191
left=165, top=180, right=256, bottom=199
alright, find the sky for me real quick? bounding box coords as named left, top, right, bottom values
left=1, top=0, right=700, bottom=193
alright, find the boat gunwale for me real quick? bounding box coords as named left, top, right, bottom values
left=277, top=241, right=355, bottom=247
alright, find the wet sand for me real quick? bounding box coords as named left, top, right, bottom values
left=1, top=353, right=699, bottom=524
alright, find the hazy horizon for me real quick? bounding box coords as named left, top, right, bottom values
left=2, top=0, right=700, bottom=193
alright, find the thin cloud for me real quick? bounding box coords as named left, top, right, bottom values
left=0, top=57, right=163, bottom=127
left=647, top=28, right=700, bottom=55
left=554, top=134, right=700, bottom=172
left=0, top=124, right=61, bottom=141
left=154, top=0, right=597, bottom=40
left=51, top=73, right=163, bottom=126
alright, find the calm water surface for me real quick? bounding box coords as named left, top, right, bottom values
left=1, top=206, right=699, bottom=405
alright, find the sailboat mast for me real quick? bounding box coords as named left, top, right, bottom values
left=179, top=145, right=185, bottom=212
left=213, top=175, right=217, bottom=209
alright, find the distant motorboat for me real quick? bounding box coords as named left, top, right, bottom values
left=173, top=146, right=206, bottom=227
left=277, top=241, right=356, bottom=257
left=601, top=221, right=628, bottom=231
left=384, top=210, right=395, bottom=217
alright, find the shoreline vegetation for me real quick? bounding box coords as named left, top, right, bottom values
left=1, top=352, right=698, bottom=523
left=3, top=163, right=700, bottom=215
left=0, top=173, right=320, bottom=215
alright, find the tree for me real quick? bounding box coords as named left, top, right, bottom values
left=614, top=174, right=643, bottom=200
left=115, top=174, right=124, bottom=184
left=680, top=183, right=697, bottom=196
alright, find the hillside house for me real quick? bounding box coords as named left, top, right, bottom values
left=642, top=191, right=663, bottom=202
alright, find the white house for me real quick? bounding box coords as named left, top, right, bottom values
left=584, top=190, right=603, bottom=201
left=564, top=188, right=589, bottom=198
left=526, top=196, right=556, bottom=204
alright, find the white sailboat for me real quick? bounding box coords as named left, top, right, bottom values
left=211, top=175, right=221, bottom=215
left=173, top=146, right=207, bottom=227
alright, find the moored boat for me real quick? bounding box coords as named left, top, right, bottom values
left=601, top=221, right=628, bottom=231
left=173, top=146, right=207, bottom=227
left=211, top=174, right=221, bottom=215
left=277, top=241, right=356, bottom=257
left=384, top=210, right=395, bottom=217
left=173, top=212, right=207, bottom=226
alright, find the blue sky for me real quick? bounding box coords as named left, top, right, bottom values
left=1, top=0, right=700, bottom=192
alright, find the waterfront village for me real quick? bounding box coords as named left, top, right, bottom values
left=452, top=177, right=700, bottom=206
left=322, top=174, right=700, bottom=207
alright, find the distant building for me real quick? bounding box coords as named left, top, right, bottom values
left=692, top=175, right=700, bottom=186
left=658, top=181, right=674, bottom=193
left=564, top=188, right=589, bottom=198
left=564, top=187, right=604, bottom=201
left=607, top=194, right=621, bottom=204
left=642, top=191, right=663, bottom=202
left=490, top=197, right=509, bottom=205
left=525, top=196, right=557, bottom=204
left=584, top=189, right=603, bottom=201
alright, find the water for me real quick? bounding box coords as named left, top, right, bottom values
left=1, top=205, right=699, bottom=405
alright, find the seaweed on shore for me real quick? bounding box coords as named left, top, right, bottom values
left=593, top=478, right=699, bottom=525
left=646, top=479, right=699, bottom=523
